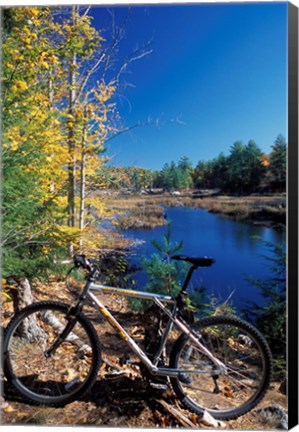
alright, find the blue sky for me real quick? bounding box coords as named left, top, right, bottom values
left=91, top=2, right=288, bottom=170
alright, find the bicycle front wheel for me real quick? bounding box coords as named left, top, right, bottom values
left=170, top=315, right=272, bottom=420
left=3, top=301, right=101, bottom=406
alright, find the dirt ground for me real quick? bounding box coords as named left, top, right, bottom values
left=1, top=279, right=287, bottom=429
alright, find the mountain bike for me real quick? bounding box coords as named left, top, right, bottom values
left=3, top=254, right=272, bottom=420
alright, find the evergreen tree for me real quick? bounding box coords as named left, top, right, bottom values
left=177, top=156, right=193, bottom=189
left=242, top=140, right=266, bottom=193
left=2, top=7, right=70, bottom=278
left=269, top=134, right=287, bottom=192
left=159, top=163, right=172, bottom=191
left=137, top=224, right=187, bottom=310
left=169, top=161, right=181, bottom=190
left=244, top=240, right=286, bottom=368
left=210, top=153, right=229, bottom=190
left=227, top=141, right=246, bottom=193
left=192, top=160, right=207, bottom=189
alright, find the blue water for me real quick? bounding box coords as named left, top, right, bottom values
left=122, top=207, right=285, bottom=309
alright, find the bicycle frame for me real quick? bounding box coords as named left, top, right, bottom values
left=84, top=281, right=227, bottom=378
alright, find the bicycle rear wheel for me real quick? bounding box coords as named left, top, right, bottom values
left=3, top=301, right=101, bottom=406
left=170, top=315, right=272, bottom=420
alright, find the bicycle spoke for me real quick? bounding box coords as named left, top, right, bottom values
left=5, top=302, right=101, bottom=405
left=170, top=316, right=271, bottom=419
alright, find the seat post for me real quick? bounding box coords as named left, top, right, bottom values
left=181, top=265, right=196, bottom=292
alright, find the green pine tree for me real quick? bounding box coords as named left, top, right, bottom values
left=243, top=239, right=286, bottom=373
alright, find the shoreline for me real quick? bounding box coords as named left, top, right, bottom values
left=103, top=192, right=286, bottom=230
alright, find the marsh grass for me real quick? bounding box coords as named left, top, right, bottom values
left=113, top=206, right=166, bottom=230
left=104, top=193, right=286, bottom=229
left=178, top=195, right=286, bottom=223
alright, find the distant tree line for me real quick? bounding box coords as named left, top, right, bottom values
left=192, top=135, right=286, bottom=194
left=155, top=156, right=194, bottom=191
left=96, top=166, right=156, bottom=191
left=99, top=134, right=286, bottom=194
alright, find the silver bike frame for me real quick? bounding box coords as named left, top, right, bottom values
left=87, top=282, right=227, bottom=377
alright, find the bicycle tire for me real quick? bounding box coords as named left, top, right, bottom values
left=3, top=301, right=101, bottom=406
left=169, top=315, right=272, bottom=420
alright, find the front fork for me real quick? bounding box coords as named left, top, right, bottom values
left=44, top=303, right=82, bottom=358
left=45, top=278, right=94, bottom=358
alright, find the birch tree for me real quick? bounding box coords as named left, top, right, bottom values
left=3, top=5, right=152, bottom=279
left=54, top=6, right=152, bottom=252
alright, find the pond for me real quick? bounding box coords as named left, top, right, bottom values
left=122, top=207, right=286, bottom=310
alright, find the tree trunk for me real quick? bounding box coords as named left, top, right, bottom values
left=67, top=59, right=77, bottom=230
left=67, top=6, right=79, bottom=231
left=49, top=72, right=55, bottom=194
left=79, top=113, right=88, bottom=250
left=8, top=277, right=33, bottom=313
left=7, top=277, right=46, bottom=341
left=7, top=277, right=90, bottom=351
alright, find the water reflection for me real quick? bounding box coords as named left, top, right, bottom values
left=124, top=207, right=286, bottom=309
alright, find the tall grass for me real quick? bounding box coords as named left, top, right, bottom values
left=104, top=193, right=286, bottom=229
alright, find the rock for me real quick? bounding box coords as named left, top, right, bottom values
left=200, top=410, right=226, bottom=428
left=257, top=404, right=288, bottom=430
left=174, top=200, right=184, bottom=207
left=0, top=396, right=9, bottom=409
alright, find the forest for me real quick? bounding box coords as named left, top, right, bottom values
left=2, top=6, right=151, bottom=279
left=2, top=6, right=287, bottom=281
left=98, top=135, right=286, bottom=194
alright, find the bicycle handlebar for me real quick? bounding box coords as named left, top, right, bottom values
left=73, top=255, right=100, bottom=274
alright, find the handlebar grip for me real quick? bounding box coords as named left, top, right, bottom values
left=73, top=254, right=88, bottom=269
left=73, top=255, right=100, bottom=276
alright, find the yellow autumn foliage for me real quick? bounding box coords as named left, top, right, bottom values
left=27, top=7, right=40, bottom=18
left=3, top=6, right=122, bottom=261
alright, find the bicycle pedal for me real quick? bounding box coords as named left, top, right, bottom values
left=119, top=353, right=130, bottom=366
left=104, top=370, right=128, bottom=380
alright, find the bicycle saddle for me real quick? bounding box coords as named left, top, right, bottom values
left=172, top=255, right=215, bottom=267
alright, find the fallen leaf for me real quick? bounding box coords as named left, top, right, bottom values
left=3, top=405, right=15, bottom=413
left=190, top=413, right=199, bottom=425
left=224, top=386, right=234, bottom=398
